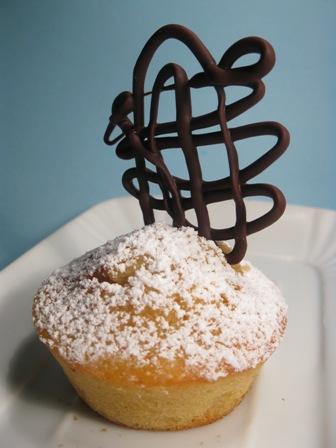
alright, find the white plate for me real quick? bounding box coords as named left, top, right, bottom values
left=0, top=197, right=335, bottom=448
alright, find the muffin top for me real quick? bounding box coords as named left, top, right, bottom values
left=33, top=223, right=287, bottom=384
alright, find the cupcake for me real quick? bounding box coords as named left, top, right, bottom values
left=32, top=223, right=287, bottom=430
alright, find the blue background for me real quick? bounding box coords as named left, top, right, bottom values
left=1, top=0, right=335, bottom=269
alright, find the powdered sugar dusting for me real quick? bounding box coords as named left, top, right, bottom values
left=33, top=223, right=287, bottom=381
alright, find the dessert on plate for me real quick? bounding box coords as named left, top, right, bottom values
left=33, top=24, right=289, bottom=430
left=33, top=223, right=287, bottom=430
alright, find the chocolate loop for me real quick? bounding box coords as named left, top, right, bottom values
left=104, top=24, right=289, bottom=263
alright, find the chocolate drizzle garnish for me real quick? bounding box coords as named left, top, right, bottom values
left=104, top=24, right=290, bottom=264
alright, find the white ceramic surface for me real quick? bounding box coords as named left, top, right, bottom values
left=0, top=197, right=335, bottom=448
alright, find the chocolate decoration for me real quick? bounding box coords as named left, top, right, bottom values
left=104, top=24, right=290, bottom=264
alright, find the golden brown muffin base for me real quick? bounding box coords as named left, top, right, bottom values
left=55, top=354, right=261, bottom=431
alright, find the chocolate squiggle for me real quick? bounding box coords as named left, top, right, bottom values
left=104, top=24, right=290, bottom=264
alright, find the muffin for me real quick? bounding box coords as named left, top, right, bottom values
left=32, top=223, right=287, bottom=430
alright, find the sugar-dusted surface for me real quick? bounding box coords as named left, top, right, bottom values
left=33, top=223, right=287, bottom=381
